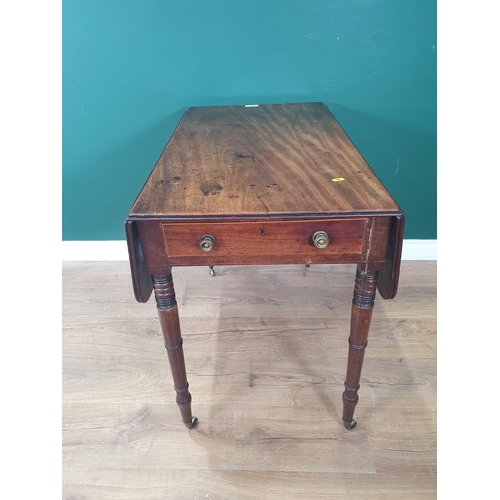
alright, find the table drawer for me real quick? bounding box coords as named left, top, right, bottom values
left=161, top=218, right=367, bottom=261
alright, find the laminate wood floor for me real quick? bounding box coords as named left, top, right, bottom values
left=62, top=261, right=436, bottom=499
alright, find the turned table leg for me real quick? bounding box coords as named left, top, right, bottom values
left=152, top=272, right=197, bottom=429
left=342, top=266, right=379, bottom=430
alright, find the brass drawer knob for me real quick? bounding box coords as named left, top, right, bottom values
left=199, top=234, right=215, bottom=252
left=313, top=231, right=329, bottom=249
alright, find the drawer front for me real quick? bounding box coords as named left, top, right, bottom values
left=161, top=218, right=367, bottom=264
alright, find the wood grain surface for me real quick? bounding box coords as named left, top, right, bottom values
left=129, top=103, right=401, bottom=219
left=63, top=261, right=436, bottom=499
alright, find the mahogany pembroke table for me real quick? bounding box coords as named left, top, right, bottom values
left=125, top=102, right=405, bottom=430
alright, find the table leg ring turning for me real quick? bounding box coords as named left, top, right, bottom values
left=342, top=268, right=378, bottom=430
left=153, top=273, right=197, bottom=429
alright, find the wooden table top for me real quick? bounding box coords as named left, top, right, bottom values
left=130, top=102, right=400, bottom=220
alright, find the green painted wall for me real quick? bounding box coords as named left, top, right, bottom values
left=63, top=0, right=436, bottom=240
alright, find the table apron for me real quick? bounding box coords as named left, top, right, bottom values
left=134, top=216, right=391, bottom=269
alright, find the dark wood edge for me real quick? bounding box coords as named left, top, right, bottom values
left=128, top=108, right=189, bottom=214
left=126, top=210, right=402, bottom=223
left=376, top=213, right=405, bottom=300
left=124, top=219, right=153, bottom=303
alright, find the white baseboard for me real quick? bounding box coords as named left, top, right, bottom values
left=62, top=241, right=130, bottom=261
left=62, top=239, right=437, bottom=261
left=401, top=239, right=437, bottom=260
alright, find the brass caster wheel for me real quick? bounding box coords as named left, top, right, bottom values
left=184, top=417, right=198, bottom=429
left=343, top=419, right=357, bottom=430
left=209, top=266, right=215, bottom=277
